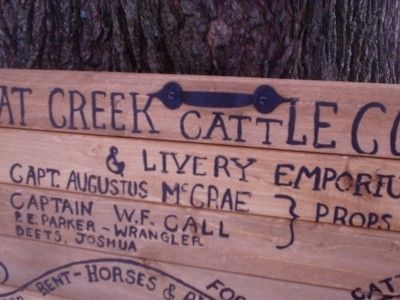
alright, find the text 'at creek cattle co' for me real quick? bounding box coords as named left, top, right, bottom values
left=1, top=82, right=400, bottom=157
left=1, top=70, right=400, bottom=300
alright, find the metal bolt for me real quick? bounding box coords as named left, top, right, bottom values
left=258, top=95, right=267, bottom=105
left=168, top=91, right=176, bottom=100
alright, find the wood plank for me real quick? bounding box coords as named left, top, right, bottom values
left=0, top=183, right=399, bottom=293
left=0, top=284, right=67, bottom=299
left=0, top=236, right=350, bottom=300
left=1, top=69, right=400, bottom=159
left=0, top=128, right=398, bottom=233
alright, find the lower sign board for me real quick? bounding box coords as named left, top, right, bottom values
left=0, top=183, right=400, bottom=298
left=0, top=236, right=350, bottom=300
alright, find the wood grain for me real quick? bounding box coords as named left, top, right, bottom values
left=0, top=183, right=399, bottom=293
left=0, top=284, right=67, bottom=299
left=0, top=128, right=398, bottom=233
left=1, top=69, right=399, bottom=299
left=0, top=235, right=350, bottom=300
left=1, top=69, right=400, bottom=158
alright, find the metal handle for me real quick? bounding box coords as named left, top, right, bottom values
left=148, top=82, right=292, bottom=114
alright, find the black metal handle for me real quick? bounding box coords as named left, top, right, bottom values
left=148, top=82, right=292, bottom=114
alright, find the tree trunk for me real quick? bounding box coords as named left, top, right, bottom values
left=0, top=0, right=399, bottom=83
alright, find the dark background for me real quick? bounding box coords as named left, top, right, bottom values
left=0, top=0, right=399, bottom=83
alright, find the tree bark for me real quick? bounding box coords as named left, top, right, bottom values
left=0, top=0, right=399, bottom=83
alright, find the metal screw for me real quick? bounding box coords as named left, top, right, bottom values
left=168, top=91, right=176, bottom=100
left=258, top=95, right=267, bottom=105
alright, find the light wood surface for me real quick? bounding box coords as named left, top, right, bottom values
left=0, top=284, right=67, bottom=299
left=1, top=69, right=399, bottom=299
left=0, top=235, right=350, bottom=300
left=0, top=183, right=399, bottom=293
left=0, top=128, right=398, bottom=233
left=1, top=69, right=400, bottom=159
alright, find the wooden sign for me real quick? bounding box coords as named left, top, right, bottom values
left=0, top=69, right=399, bottom=299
